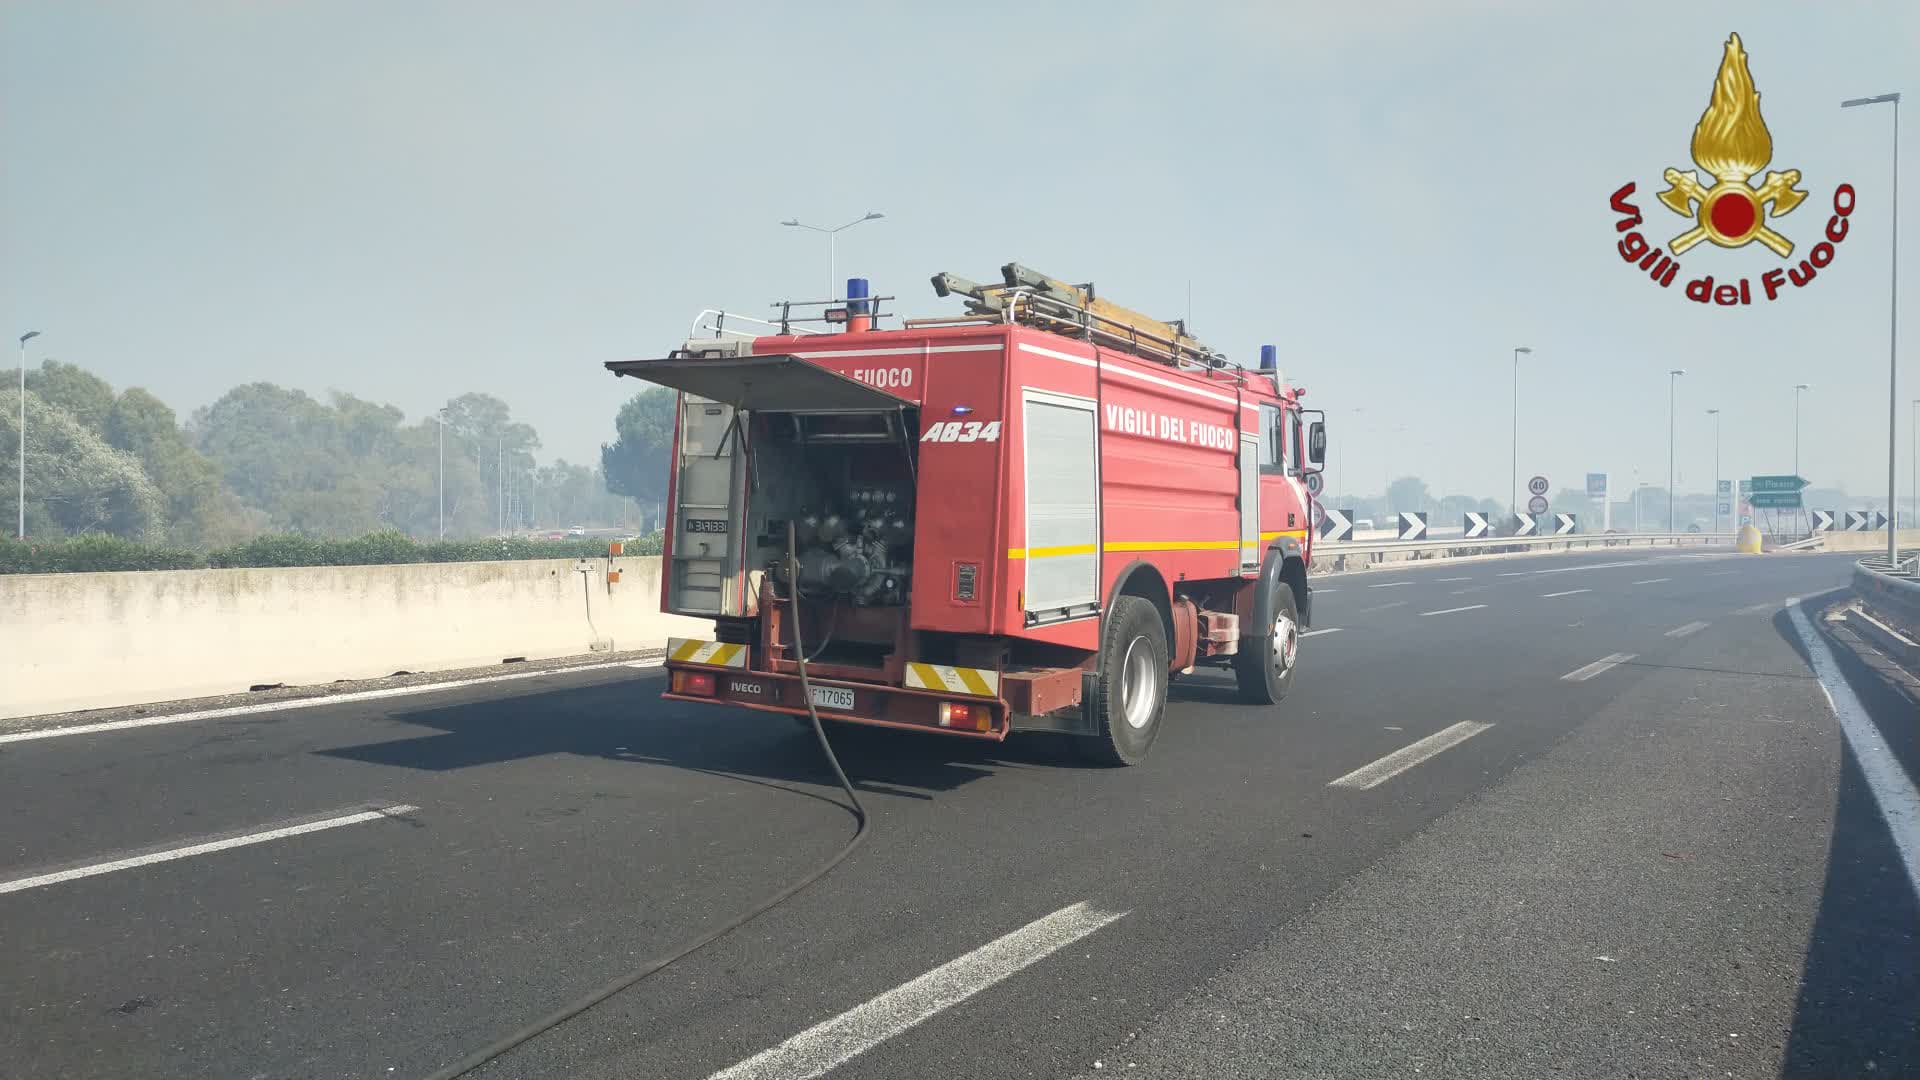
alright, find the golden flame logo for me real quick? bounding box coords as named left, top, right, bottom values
left=1657, top=33, right=1807, bottom=257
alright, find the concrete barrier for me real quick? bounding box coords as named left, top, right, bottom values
left=1, top=556, right=710, bottom=720
left=1822, top=528, right=1920, bottom=552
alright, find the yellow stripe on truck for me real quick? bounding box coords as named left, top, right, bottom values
left=904, top=662, right=1000, bottom=697
left=666, top=638, right=746, bottom=668
left=1005, top=532, right=1309, bottom=560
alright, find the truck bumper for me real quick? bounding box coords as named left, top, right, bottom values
left=662, top=662, right=1009, bottom=740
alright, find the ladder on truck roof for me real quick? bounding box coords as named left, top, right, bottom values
left=926, top=262, right=1234, bottom=373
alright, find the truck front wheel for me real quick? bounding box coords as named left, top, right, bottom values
left=1235, top=581, right=1300, bottom=705
left=1082, top=595, right=1169, bottom=766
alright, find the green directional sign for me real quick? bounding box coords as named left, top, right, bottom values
left=1750, top=475, right=1809, bottom=494
left=1748, top=491, right=1804, bottom=508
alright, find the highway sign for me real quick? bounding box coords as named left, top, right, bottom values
left=1717, top=501, right=1731, bottom=514
left=1396, top=511, right=1429, bottom=541
left=1717, top=479, right=1732, bottom=495
left=1738, top=479, right=1752, bottom=496
left=1527, top=494, right=1549, bottom=514
left=1750, top=475, right=1808, bottom=494
left=1463, top=511, right=1492, bottom=538
left=1748, top=492, right=1803, bottom=509
left=1528, top=475, right=1549, bottom=496
left=1512, top=513, right=1538, bottom=537
left=1552, top=513, right=1577, bottom=535
left=1304, top=472, right=1323, bottom=495
left=1811, top=510, right=1834, bottom=532
left=1321, top=507, right=1354, bottom=541
left=1844, top=510, right=1870, bottom=531
left=1586, top=473, right=1607, bottom=498
left=1310, top=501, right=1325, bottom=528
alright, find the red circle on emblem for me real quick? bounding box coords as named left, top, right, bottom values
left=1707, top=189, right=1758, bottom=239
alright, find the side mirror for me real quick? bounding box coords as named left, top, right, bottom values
left=1308, top=421, right=1326, bottom=465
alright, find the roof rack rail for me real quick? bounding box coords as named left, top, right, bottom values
left=929, top=263, right=1236, bottom=373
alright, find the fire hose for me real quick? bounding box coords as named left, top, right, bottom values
left=421, top=519, right=869, bottom=1080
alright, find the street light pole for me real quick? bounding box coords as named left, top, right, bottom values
left=1793, top=383, right=1810, bottom=478
left=1842, top=91, right=1902, bottom=565
left=1511, top=346, right=1532, bottom=517
left=780, top=211, right=885, bottom=299
left=434, top=408, right=447, bottom=540
left=1713, top=409, right=1724, bottom=531
left=1668, top=368, right=1686, bottom=531
left=16, top=330, right=39, bottom=539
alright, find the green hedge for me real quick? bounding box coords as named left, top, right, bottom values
left=0, top=529, right=665, bottom=574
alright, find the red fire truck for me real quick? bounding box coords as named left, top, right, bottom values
left=608, top=264, right=1325, bottom=765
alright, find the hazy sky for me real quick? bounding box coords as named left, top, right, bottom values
left=3, top=1, right=1915, bottom=505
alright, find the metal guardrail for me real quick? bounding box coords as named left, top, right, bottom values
left=1852, top=551, right=1920, bottom=643
left=1314, top=531, right=1733, bottom=565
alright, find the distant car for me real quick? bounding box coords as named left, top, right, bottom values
left=567, top=525, right=586, bottom=538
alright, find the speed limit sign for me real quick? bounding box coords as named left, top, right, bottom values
left=1310, top=502, right=1325, bottom=527
left=1305, top=472, right=1323, bottom=495
left=1528, top=475, right=1550, bottom=497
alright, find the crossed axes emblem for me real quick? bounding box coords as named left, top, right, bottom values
left=1656, top=167, right=1807, bottom=257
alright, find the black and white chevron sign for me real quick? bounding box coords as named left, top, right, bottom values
left=1320, top=507, right=1354, bottom=541
left=1811, top=509, right=1834, bottom=532
left=1553, top=513, right=1577, bottom=535
left=1512, top=513, right=1538, bottom=537
left=1844, top=510, right=1871, bottom=532
left=1872, top=511, right=1889, bottom=530
left=1463, top=511, right=1492, bottom=538
left=1397, top=511, right=1428, bottom=541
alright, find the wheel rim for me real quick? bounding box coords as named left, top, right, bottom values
left=1120, top=637, right=1158, bottom=730
left=1272, top=612, right=1298, bottom=677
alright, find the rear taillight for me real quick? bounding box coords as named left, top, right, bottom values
left=938, top=702, right=990, bottom=731
left=673, top=671, right=716, bottom=696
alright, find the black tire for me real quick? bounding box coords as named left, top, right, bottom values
left=1234, top=580, right=1300, bottom=705
left=1080, top=595, right=1169, bottom=766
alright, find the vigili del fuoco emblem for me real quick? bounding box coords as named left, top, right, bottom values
left=1608, top=33, right=1856, bottom=306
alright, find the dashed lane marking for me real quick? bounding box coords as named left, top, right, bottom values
left=1665, top=621, right=1711, bottom=638
left=703, top=901, right=1128, bottom=1080
left=0, top=805, right=419, bottom=895
left=1561, top=653, right=1636, bottom=682
left=1542, top=589, right=1592, bottom=598
left=1419, top=605, right=1488, bottom=617
left=1328, top=722, right=1495, bottom=790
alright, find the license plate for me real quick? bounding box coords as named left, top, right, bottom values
left=809, top=685, right=855, bottom=711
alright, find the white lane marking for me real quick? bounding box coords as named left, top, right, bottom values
left=1301, top=628, right=1343, bottom=638
left=0, top=659, right=666, bottom=745
left=1706, top=570, right=1738, bottom=577
left=1496, top=560, right=1647, bottom=577
left=1732, top=601, right=1778, bottom=615
left=704, top=901, right=1127, bottom=1080
left=1313, top=589, right=1337, bottom=594
left=1436, top=576, right=1472, bottom=582
left=1666, top=621, right=1711, bottom=638
left=0, top=805, right=419, bottom=896
left=1632, top=578, right=1671, bottom=585
left=1420, top=604, right=1488, bottom=617
left=1328, top=722, right=1494, bottom=790
left=1366, top=581, right=1413, bottom=589
left=1787, top=600, right=1920, bottom=897
left=1561, top=653, right=1637, bottom=682
left=1357, top=600, right=1408, bottom=613
left=1542, top=589, right=1592, bottom=598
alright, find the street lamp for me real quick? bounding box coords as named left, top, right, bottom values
left=1667, top=368, right=1685, bottom=531
left=1510, top=345, right=1532, bottom=516
left=1707, top=408, right=1724, bottom=530
left=1793, top=383, right=1811, bottom=478
left=16, top=330, right=39, bottom=540
left=1841, top=91, right=1901, bottom=566
left=781, top=211, right=885, bottom=300
left=431, top=408, right=450, bottom=540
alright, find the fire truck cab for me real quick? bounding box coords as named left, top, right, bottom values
left=609, top=264, right=1326, bottom=765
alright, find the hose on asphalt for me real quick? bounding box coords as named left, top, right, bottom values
left=420, top=518, right=868, bottom=1080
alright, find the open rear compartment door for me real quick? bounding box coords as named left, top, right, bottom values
left=609, top=351, right=920, bottom=630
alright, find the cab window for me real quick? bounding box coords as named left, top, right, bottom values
left=1258, top=404, right=1286, bottom=475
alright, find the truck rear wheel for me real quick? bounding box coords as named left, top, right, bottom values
left=1081, top=595, right=1168, bottom=766
left=1235, top=581, right=1299, bottom=705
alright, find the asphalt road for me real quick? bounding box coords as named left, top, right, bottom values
left=2, top=548, right=1915, bottom=1080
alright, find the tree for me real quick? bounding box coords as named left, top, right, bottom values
left=1385, top=476, right=1433, bottom=515
left=25, top=360, right=116, bottom=435
left=107, top=387, right=255, bottom=546
left=602, top=386, right=675, bottom=515
left=1, top=390, right=164, bottom=541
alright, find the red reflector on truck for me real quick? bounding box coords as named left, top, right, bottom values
left=938, top=702, right=980, bottom=728
left=673, top=671, right=716, bottom=696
